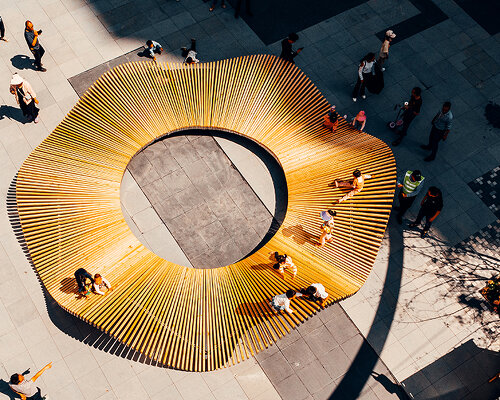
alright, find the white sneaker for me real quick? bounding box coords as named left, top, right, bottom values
left=362, top=95, right=366, bottom=99
left=34, top=117, right=39, bottom=123
left=352, top=97, right=357, bottom=102
left=381, top=67, right=386, bottom=71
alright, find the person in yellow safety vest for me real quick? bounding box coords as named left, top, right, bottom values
left=318, top=210, right=336, bottom=247
left=333, top=169, right=372, bottom=203
left=395, top=170, right=425, bottom=224
left=273, top=252, right=297, bottom=279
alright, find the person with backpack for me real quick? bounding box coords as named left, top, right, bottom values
left=409, top=186, right=443, bottom=238
left=395, top=170, right=425, bottom=224
left=352, top=52, right=376, bottom=102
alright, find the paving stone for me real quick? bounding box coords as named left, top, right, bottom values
left=274, top=374, right=310, bottom=400
left=281, top=338, right=316, bottom=371
left=259, top=352, right=294, bottom=384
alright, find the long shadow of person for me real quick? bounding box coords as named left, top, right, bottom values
left=10, top=55, right=36, bottom=71
left=0, top=105, right=27, bottom=124
left=0, top=378, right=19, bottom=400
left=370, top=372, right=409, bottom=399
left=282, top=225, right=318, bottom=246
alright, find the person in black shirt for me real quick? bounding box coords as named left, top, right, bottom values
left=24, top=20, right=46, bottom=72
left=280, top=33, right=302, bottom=64
left=409, top=186, right=443, bottom=238
left=393, top=87, right=422, bottom=146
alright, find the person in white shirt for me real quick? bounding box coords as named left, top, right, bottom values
left=9, top=363, right=52, bottom=400
left=182, top=38, right=199, bottom=64
left=270, top=290, right=300, bottom=313
left=352, top=52, right=376, bottom=102
left=145, top=40, right=163, bottom=61
left=93, top=273, right=112, bottom=295
left=273, top=252, right=297, bottom=279
left=300, top=284, right=329, bottom=306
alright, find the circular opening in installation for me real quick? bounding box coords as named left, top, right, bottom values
left=120, top=129, right=288, bottom=269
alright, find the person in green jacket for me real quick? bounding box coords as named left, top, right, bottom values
left=395, top=170, right=425, bottom=224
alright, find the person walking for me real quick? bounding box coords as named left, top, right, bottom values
left=93, top=273, right=112, bottom=295
left=145, top=40, right=163, bottom=61
left=421, top=102, right=453, bottom=161
left=351, top=110, right=367, bottom=131
left=24, top=21, right=46, bottom=72
left=9, top=363, right=52, bottom=400
left=269, top=289, right=300, bottom=314
left=9, top=74, right=40, bottom=123
left=352, top=52, right=376, bottom=102
left=74, top=268, right=94, bottom=295
left=377, top=30, right=396, bottom=71
left=392, top=87, right=422, bottom=146
left=273, top=252, right=297, bottom=279
left=0, top=16, right=8, bottom=42
left=409, top=186, right=443, bottom=238
left=334, top=169, right=372, bottom=203
left=209, top=0, right=226, bottom=11
left=318, top=210, right=336, bottom=247
left=299, top=284, right=329, bottom=307
left=280, top=33, right=302, bottom=64
left=395, top=170, right=425, bottom=224
left=182, top=38, right=199, bottom=64
left=323, top=106, right=339, bottom=132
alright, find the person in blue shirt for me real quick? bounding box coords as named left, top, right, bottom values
left=145, top=40, right=163, bottom=61
left=421, top=102, right=453, bottom=161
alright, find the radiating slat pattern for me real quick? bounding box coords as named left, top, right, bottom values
left=16, top=55, right=396, bottom=371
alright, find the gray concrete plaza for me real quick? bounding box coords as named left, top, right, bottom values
left=0, top=0, right=499, bottom=399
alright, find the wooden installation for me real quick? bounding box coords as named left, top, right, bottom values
left=16, top=55, right=396, bottom=371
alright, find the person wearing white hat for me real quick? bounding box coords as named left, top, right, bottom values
left=9, top=73, right=40, bottom=123
left=378, top=30, right=396, bottom=71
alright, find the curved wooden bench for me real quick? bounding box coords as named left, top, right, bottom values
left=16, top=55, right=396, bottom=371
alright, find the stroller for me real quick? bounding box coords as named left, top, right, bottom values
left=387, top=102, right=408, bottom=129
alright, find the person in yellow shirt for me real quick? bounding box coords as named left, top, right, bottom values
left=318, top=210, right=336, bottom=247
left=333, top=169, right=372, bottom=203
